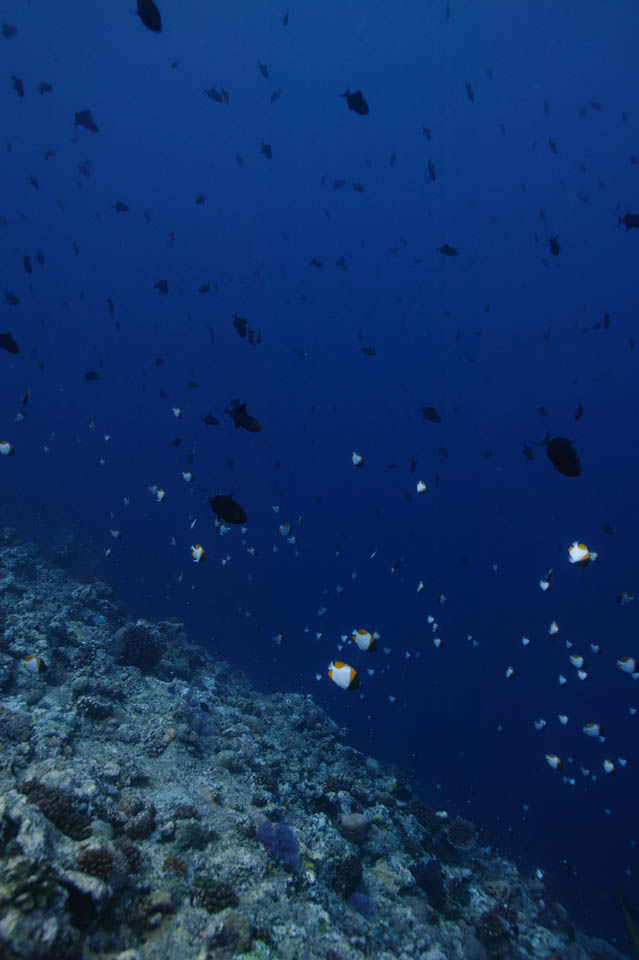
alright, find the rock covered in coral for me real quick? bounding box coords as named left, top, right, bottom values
left=0, top=530, right=631, bottom=960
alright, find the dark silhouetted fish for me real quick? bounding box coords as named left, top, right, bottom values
left=233, top=314, right=247, bottom=338
left=203, top=412, right=219, bottom=426
left=0, top=332, right=20, bottom=354
left=23, top=256, right=32, bottom=275
left=112, top=201, right=129, bottom=213
left=341, top=89, right=369, bottom=115
left=548, top=138, right=558, bottom=154
left=197, top=283, right=210, bottom=294
left=11, top=75, right=24, bottom=98
left=537, top=434, right=581, bottom=477
left=35, top=251, right=45, bottom=265
left=2, top=22, right=17, bottom=38
left=361, top=346, right=376, bottom=356
left=209, top=494, right=247, bottom=525
left=270, top=89, right=281, bottom=102
left=522, top=444, right=533, bottom=461
left=465, top=82, right=474, bottom=102
left=75, top=109, right=99, bottom=132
left=618, top=212, right=639, bottom=230
left=260, top=141, right=272, bottom=158
left=282, top=9, right=288, bottom=25
left=154, top=280, right=168, bottom=294
left=137, top=0, right=162, bottom=32
left=258, top=62, right=269, bottom=79
left=422, top=406, right=441, bottom=423
left=227, top=401, right=262, bottom=432
left=427, top=159, right=436, bottom=182
left=437, top=244, right=458, bottom=257
left=38, top=81, right=53, bottom=95
left=204, top=87, right=225, bottom=102
left=390, top=152, right=397, bottom=167
left=84, top=370, right=100, bottom=382
left=549, top=234, right=560, bottom=256
left=195, top=194, right=206, bottom=205
left=309, top=258, right=323, bottom=268
left=5, top=292, right=20, bottom=306
left=29, top=175, right=39, bottom=190
left=352, top=182, right=364, bottom=192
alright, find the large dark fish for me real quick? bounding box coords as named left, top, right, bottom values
left=137, top=0, right=162, bottom=32
left=0, top=332, right=20, bottom=354
left=227, top=401, right=262, bottom=432
left=618, top=212, right=639, bottom=230
left=421, top=406, right=441, bottom=423
left=538, top=434, right=581, bottom=477
left=209, top=494, right=247, bottom=525
left=437, top=243, right=458, bottom=257
left=74, top=109, right=99, bottom=132
left=341, top=89, right=369, bottom=115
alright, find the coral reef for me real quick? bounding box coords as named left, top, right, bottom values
left=0, top=530, right=630, bottom=960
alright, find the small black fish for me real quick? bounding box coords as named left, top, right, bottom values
left=282, top=9, right=288, bottom=25
left=137, top=0, right=162, bottom=32
left=197, top=283, right=210, bottom=294
left=437, top=243, right=458, bottom=257
left=258, top=62, right=269, bottom=79
left=38, top=81, right=53, bottom=95
left=11, top=75, right=24, bottom=98
left=270, top=89, right=281, bottom=102
left=309, top=258, right=323, bottom=268
left=203, top=412, right=219, bottom=426
left=204, top=87, right=224, bottom=102
left=573, top=402, right=584, bottom=421
left=112, top=201, right=129, bottom=213
left=522, top=444, right=533, bottom=461
left=260, top=141, right=272, bottom=158
left=341, top=89, right=369, bottom=115
left=361, top=346, right=376, bottom=356
left=2, top=22, right=17, bottom=38
left=5, top=292, right=20, bottom=306
left=75, top=109, right=99, bottom=132
left=186, top=380, right=199, bottom=388
left=465, top=82, right=475, bottom=102
left=549, top=234, right=560, bottom=256
left=195, top=194, right=206, bottom=205
left=618, top=212, right=639, bottom=230
left=106, top=298, right=114, bottom=314
left=352, top=182, right=364, bottom=193
left=209, top=494, right=247, bottom=525
left=233, top=314, right=247, bottom=338
left=23, top=256, right=32, bottom=275
left=421, top=406, right=441, bottom=423
left=43, top=149, right=56, bottom=159
left=0, top=332, right=20, bottom=354
left=427, top=159, right=436, bottom=182
left=84, top=370, right=100, bottom=382
left=390, top=152, right=397, bottom=167
left=35, top=251, right=45, bottom=265
left=29, top=175, right=39, bottom=191
left=227, top=401, right=262, bottom=432
left=21, top=388, right=30, bottom=406
left=154, top=280, right=168, bottom=294
left=548, top=138, right=558, bottom=155
left=333, top=179, right=345, bottom=190
left=172, top=437, right=183, bottom=447
left=422, top=126, right=431, bottom=140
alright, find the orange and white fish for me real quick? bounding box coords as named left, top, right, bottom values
left=22, top=655, right=46, bottom=674
left=352, top=629, right=378, bottom=652
left=328, top=660, right=359, bottom=690
left=191, top=544, right=205, bottom=563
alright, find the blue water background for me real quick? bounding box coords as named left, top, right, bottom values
left=1, top=0, right=638, bottom=947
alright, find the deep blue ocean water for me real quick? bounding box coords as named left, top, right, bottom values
left=2, top=0, right=638, bottom=949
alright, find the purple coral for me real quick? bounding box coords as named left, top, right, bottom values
left=256, top=819, right=299, bottom=871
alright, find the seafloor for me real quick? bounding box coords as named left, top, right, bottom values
left=0, top=529, right=628, bottom=960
